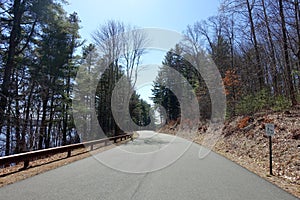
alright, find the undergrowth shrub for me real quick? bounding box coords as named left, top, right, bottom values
left=235, top=89, right=291, bottom=115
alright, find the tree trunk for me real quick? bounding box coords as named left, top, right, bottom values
left=39, top=90, right=49, bottom=149
left=246, top=0, right=264, bottom=90
left=261, top=0, right=278, bottom=94
left=294, top=0, right=300, bottom=90
left=0, top=0, right=23, bottom=128
left=62, top=106, right=68, bottom=145
left=20, top=82, right=35, bottom=152
left=5, top=101, right=11, bottom=156
left=279, top=0, right=297, bottom=105
left=45, top=95, right=55, bottom=148
left=15, top=90, right=21, bottom=153
left=29, top=114, right=34, bottom=151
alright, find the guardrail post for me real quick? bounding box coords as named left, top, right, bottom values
left=24, top=160, right=29, bottom=169
left=67, top=150, right=71, bottom=157
left=91, top=145, right=94, bottom=151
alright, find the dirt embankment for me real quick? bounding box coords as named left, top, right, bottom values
left=160, top=109, right=300, bottom=198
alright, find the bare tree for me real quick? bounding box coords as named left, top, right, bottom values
left=260, top=0, right=278, bottom=94
left=91, top=20, right=148, bottom=135
left=279, top=0, right=297, bottom=105
left=92, top=20, right=147, bottom=87
left=120, top=27, right=148, bottom=88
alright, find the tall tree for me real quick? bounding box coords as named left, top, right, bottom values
left=92, top=20, right=148, bottom=137
left=279, top=0, right=297, bottom=105
left=0, top=0, right=55, bottom=132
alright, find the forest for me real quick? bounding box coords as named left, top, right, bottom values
left=0, top=0, right=152, bottom=156
left=1, top=0, right=300, bottom=156
left=152, top=0, right=300, bottom=124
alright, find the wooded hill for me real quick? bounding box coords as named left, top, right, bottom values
left=152, top=0, right=300, bottom=123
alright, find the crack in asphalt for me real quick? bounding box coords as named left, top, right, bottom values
left=130, top=173, right=149, bottom=200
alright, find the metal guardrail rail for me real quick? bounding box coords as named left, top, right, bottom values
left=0, top=133, right=133, bottom=169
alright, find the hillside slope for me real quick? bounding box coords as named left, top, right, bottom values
left=160, top=108, right=300, bottom=198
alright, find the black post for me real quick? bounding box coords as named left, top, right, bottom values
left=67, top=150, right=71, bottom=158
left=269, top=136, right=273, bottom=175
left=23, top=160, right=29, bottom=169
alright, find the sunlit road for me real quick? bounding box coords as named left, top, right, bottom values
left=0, top=131, right=298, bottom=200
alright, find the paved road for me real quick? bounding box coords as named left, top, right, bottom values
left=0, top=131, right=298, bottom=200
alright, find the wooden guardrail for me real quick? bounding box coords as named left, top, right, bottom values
left=0, top=133, right=133, bottom=169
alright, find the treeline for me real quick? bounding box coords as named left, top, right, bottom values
left=3, top=0, right=299, bottom=155
left=0, top=0, right=81, bottom=155
left=152, top=45, right=212, bottom=123
left=0, top=1, right=152, bottom=156
left=74, top=37, right=155, bottom=141
left=152, top=0, right=300, bottom=122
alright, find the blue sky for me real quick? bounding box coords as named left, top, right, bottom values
left=65, top=0, right=220, bottom=43
left=64, top=0, right=221, bottom=104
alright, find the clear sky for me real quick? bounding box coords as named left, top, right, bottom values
left=65, top=0, right=221, bottom=43
left=64, top=0, right=221, bottom=104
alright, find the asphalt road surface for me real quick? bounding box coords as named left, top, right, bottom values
left=0, top=131, right=298, bottom=200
